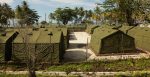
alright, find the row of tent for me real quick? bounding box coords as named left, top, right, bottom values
left=87, top=25, right=150, bottom=55
left=0, top=27, right=69, bottom=64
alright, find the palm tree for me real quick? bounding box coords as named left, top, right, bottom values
left=86, top=10, right=93, bottom=20
left=15, top=1, right=39, bottom=27
left=78, top=7, right=85, bottom=23
left=94, top=6, right=101, bottom=25
left=0, top=3, right=14, bottom=27
left=15, top=5, right=23, bottom=26
left=73, top=7, right=79, bottom=24
left=0, top=4, right=2, bottom=27
left=49, top=13, right=55, bottom=23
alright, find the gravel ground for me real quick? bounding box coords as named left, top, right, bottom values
left=64, top=32, right=150, bottom=62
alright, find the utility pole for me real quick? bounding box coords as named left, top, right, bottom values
left=48, top=32, right=53, bottom=65
left=45, top=13, right=46, bottom=21
left=86, top=37, right=89, bottom=61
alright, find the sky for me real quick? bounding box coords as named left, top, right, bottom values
left=0, top=0, right=104, bottom=22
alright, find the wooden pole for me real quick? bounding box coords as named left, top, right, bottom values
left=86, top=37, right=88, bottom=61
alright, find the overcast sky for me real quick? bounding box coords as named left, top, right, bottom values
left=0, top=0, right=104, bottom=22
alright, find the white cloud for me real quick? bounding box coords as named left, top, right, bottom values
left=28, top=0, right=96, bottom=10
left=51, top=0, right=84, bottom=4
left=29, top=0, right=56, bottom=7
left=0, top=0, right=14, bottom=4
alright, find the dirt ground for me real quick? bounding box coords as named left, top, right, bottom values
left=64, top=32, right=150, bottom=62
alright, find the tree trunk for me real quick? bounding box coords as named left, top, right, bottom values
left=28, top=70, right=36, bottom=77
left=12, top=19, right=15, bottom=27
left=96, top=17, right=98, bottom=25
left=63, top=20, right=68, bottom=25
left=126, top=10, right=135, bottom=26
left=27, top=58, right=36, bottom=77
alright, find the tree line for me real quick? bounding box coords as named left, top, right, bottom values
left=1, top=0, right=150, bottom=27
left=0, top=1, right=39, bottom=27
left=49, top=7, right=101, bottom=25
left=49, top=0, right=150, bottom=26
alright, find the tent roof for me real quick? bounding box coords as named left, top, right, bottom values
left=36, top=29, right=62, bottom=43
left=13, top=28, right=62, bottom=43
left=0, top=30, right=16, bottom=43
left=44, top=27, right=68, bottom=37
left=93, top=27, right=119, bottom=39
left=118, top=26, right=150, bottom=38
left=90, top=27, right=121, bottom=54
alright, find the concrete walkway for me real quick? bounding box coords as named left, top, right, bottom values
left=69, top=32, right=91, bottom=44
left=64, top=32, right=91, bottom=62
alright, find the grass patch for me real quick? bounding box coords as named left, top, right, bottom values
left=0, top=74, right=79, bottom=77
left=48, top=63, right=92, bottom=72
left=48, top=58, right=150, bottom=72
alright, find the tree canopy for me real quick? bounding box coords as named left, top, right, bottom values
left=0, top=3, right=14, bottom=27
left=102, top=0, right=150, bottom=26
left=15, top=1, right=40, bottom=26
left=49, top=7, right=94, bottom=25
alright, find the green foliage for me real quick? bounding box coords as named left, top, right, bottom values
left=49, top=7, right=94, bottom=25
left=102, top=0, right=150, bottom=26
left=48, top=63, right=92, bottom=72
left=48, top=58, right=150, bottom=72
left=0, top=74, right=79, bottom=77
left=0, top=3, right=14, bottom=27
left=41, top=21, right=47, bottom=25
left=15, top=1, right=40, bottom=26
left=0, top=74, right=28, bottom=77
left=50, top=7, right=75, bottom=25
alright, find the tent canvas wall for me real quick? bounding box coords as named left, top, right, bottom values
left=90, top=27, right=136, bottom=55
left=36, top=29, right=64, bottom=64
left=12, top=28, right=64, bottom=64
left=0, top=30, right=18, bottom=62
left=119, top=26, right=150, bottom=52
